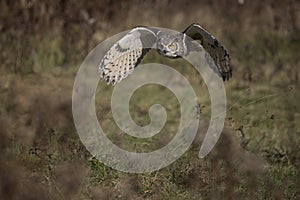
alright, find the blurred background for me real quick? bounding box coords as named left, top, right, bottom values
left=0, top=0, right=299, bottom=199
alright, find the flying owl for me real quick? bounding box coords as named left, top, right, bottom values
left=99, top=23, right=232, bottom=85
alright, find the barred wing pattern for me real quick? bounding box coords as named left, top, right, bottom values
left=183, top=23, right=232, bottom=81
left=99, top=27, right=157, bottom=85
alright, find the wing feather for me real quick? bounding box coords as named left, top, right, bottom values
left=183, top=23, right=232, bottom=81
left=99, top=27, right=157, bottom=85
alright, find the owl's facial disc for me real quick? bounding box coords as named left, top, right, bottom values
left=157, top=33, right=181, bottom=58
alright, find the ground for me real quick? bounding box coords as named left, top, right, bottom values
left=0, top=1, right=299, bottom=199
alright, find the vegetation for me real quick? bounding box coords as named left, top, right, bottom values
left=0, top=0, right=299, bottom=199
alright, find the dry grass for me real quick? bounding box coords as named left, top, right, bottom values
left=0, top=0, right=300, bottom=199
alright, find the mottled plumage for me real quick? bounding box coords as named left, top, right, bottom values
left=99, top=23, right=232, bottom=85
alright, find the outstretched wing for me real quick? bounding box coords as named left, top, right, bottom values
left=183, top=23, right=232, bottom=81
left=99, top=27, right=157, bottom=85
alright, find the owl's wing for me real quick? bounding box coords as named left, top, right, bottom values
left=183, top=23, right=232, bottom=81
left=99, top=27, right=157, bottom=85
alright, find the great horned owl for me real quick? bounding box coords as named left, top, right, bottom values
left=99, top=23, right=232, bottom=85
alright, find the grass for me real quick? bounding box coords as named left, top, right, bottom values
left=1, top=36, right=300, bottom=199
left=1, top=1, right=300, bottom=199
left=1, top=38, right=300, bottom=199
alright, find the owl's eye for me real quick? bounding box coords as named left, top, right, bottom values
left=168, top=42, right=177, bottom=51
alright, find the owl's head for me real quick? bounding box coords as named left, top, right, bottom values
left=156, top=32, right=187, bottom=58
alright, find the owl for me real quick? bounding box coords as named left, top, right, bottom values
left=99, top=23, right=232, bottom=85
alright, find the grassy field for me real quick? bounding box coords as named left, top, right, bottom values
left=0, top=1, right=299, bottom=199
